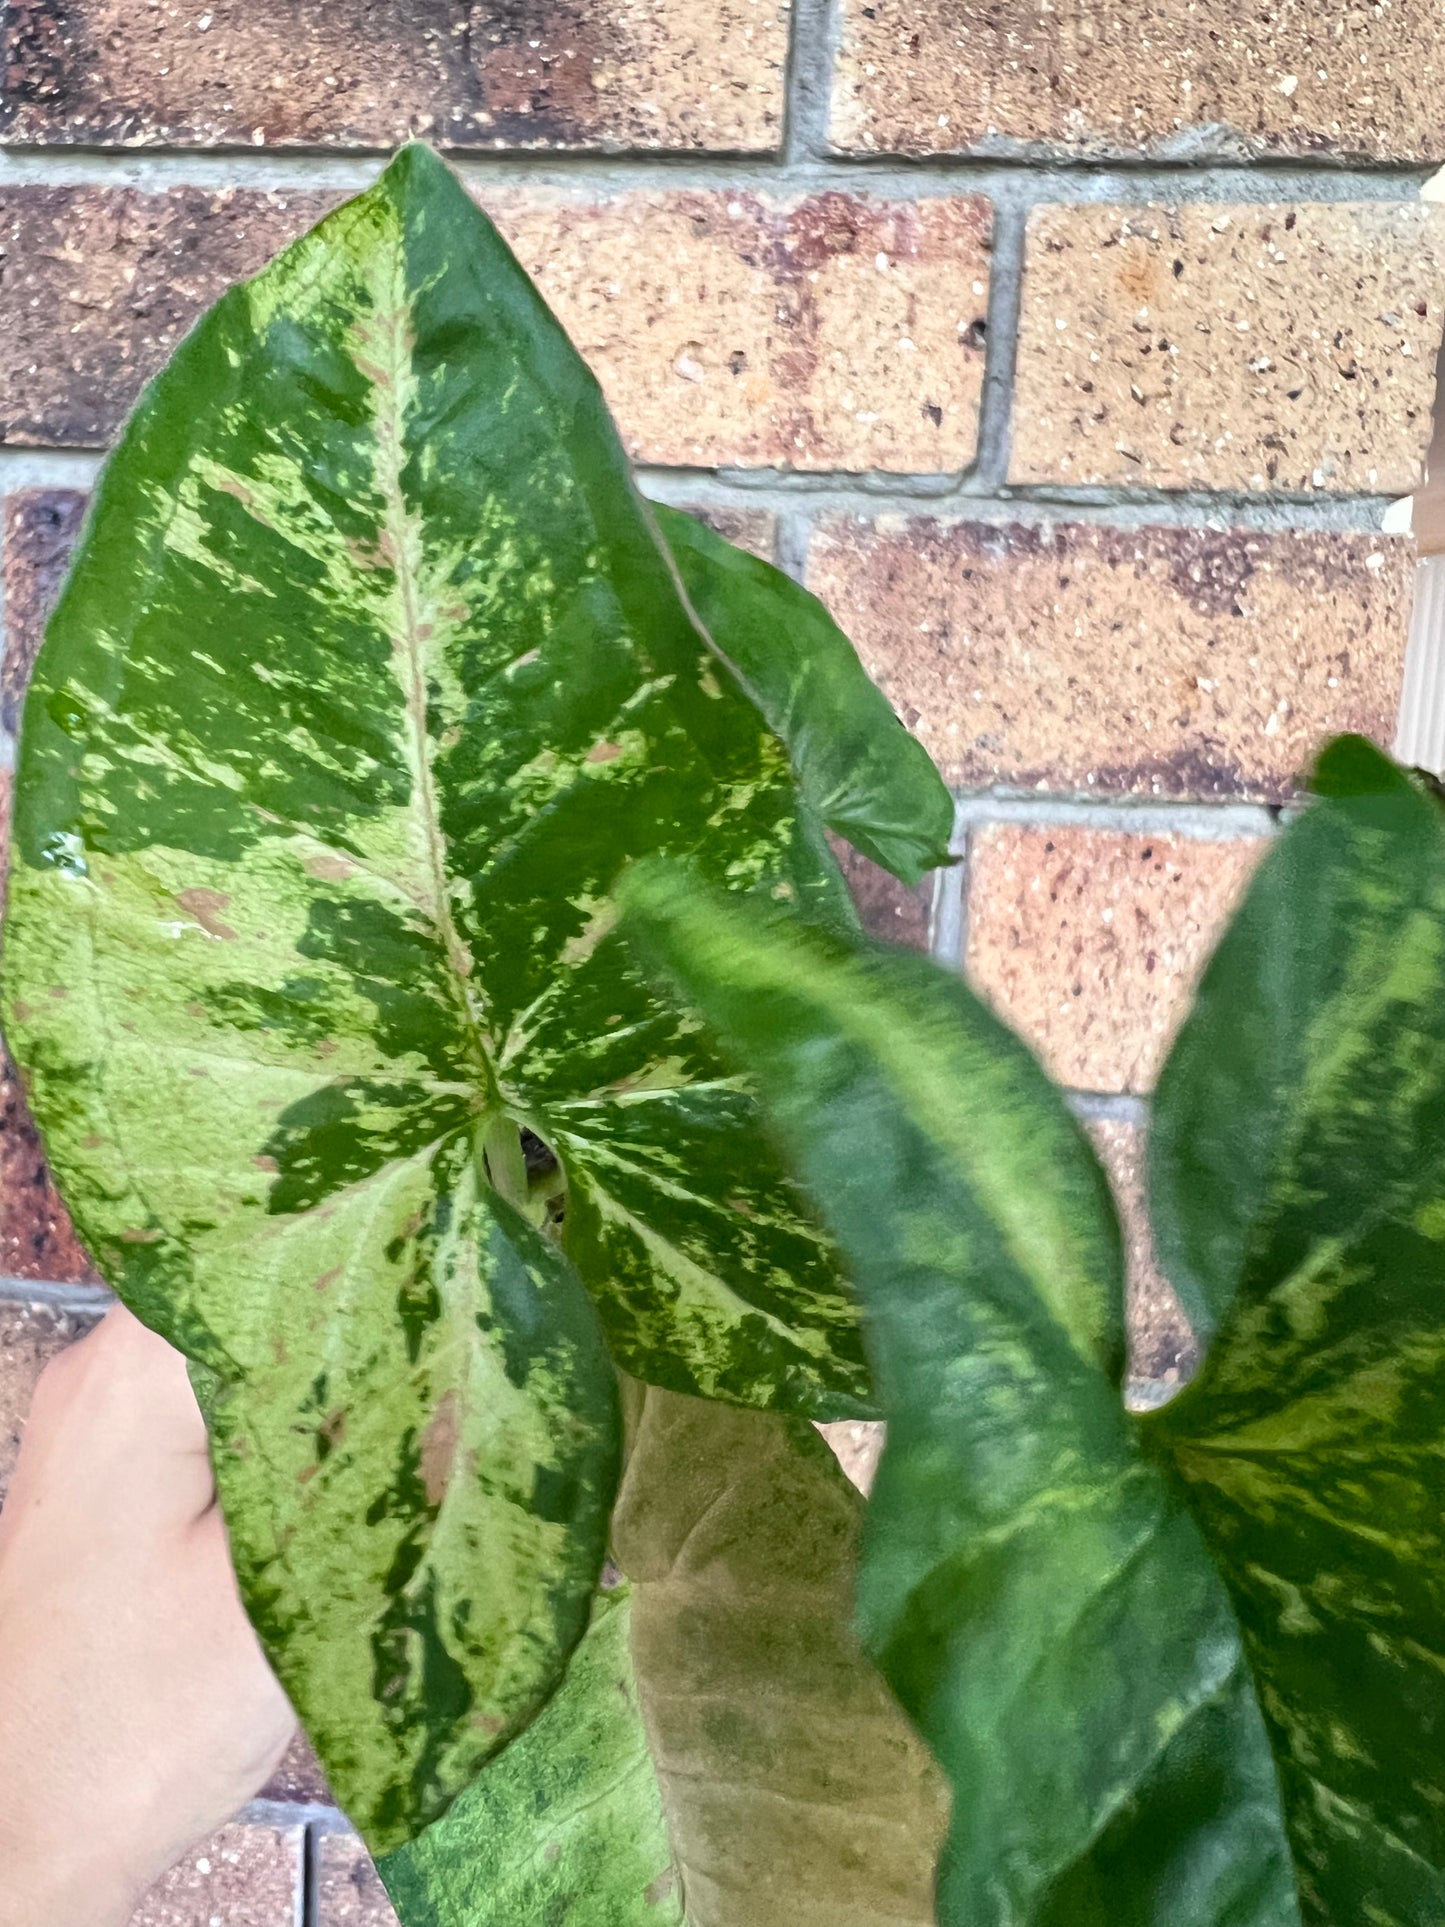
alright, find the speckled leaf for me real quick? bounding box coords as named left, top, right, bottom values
left=622, top=865, right=1302, bottom=1926
left=377, top=1385, right=948, bottom=1926
left=0, top=143, right=910, bottom=1845
left=653, top=505, right=953, bottom=888
left=1147, top=736, right=1445, bottom=1922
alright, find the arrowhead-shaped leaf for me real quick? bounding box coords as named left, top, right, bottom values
left=2, top=145, right=949, bottom=1843
left=377, top=1385, right=949, bottom=1926
left=625, top=762, right=1445, bottom=1925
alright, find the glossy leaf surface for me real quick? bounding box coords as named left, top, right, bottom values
left=378, top=1386, right=948, bottom=1926
left=653, top=504, right=953, bottom=888
left=1, top=145, right=940, bottom=1841
left=624, top=864, right=1298, bottom=1924
left=1149, top=736, right=1445, bottom=1922
left=627, top=783, right=1445, bottom=1924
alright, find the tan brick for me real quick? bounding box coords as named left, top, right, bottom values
left=830, top=0, right=1445, bottom=162
left=0, top=188, right=991, bottom=471
left=483, top=190, right=990, bottom=471
left=965, top=825, right=1265, bottom=1093
left=808, top=517, right=1413, bottom=800
left=0, top=1300, right=101, bottom=1502
left=1, top=0, right=790, bottom=152
left=129, top=1821, right=303, bottom=1926
left=1086, top=1118, right=1195, bottom=1385
left=1011, top=204, right=1445, bottom=493
left=316, top=1833, right=400, bottom=1927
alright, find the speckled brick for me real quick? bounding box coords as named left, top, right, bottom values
left=0, top=1299, right=101, bottom=1501
left=0, top=187, right=991, bottom=472
left=829, top=0, right=1445, bottom=162
left=3, top=489, right=88, bottom=732
left=260, top=1732, right=332, bottom=1807
left=468, top=189, right=990, bottom=472
left=828, top=834, right=936, bottom=949
left=129, top=1821, right=304, bottom=1926
left=1, top=0, right=790, bottom=152
left=0, top=187, right=339, bottom=448
left=1011, top=204, right=1445, bottom=493
left=1087, top=1118, right=1195, bottom=1385
left=808, top=517, right=1413, bottom=800
left=965, top=825, right=1265, bottom=1094
left=316, top=1833, right=399, bottom=1927
left=660, top=501, right=778, bottom=562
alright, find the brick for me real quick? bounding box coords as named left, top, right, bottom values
left=661, top=501, right=778, bottom=562
left=0, top=188, right=339, bottom=449
left=3, top=490, right=88, bottom=732
left=0, top=1300, right=101, bottom=1501
left=1, top=0, right=790, bottom=152
left=1086, top=1118, right=1195, bottom=1385
left=808, top=517, right=1413, bottom=800
left=316, top=1833, right=400, bottom=1927
left=0, top=187, right=991, bottom=471
left=129, top=1821, right=304, bottom=1927
left=1011, top=204, right=1445, bottom=493
left=260, top=1732, right=332, bottom=1807
left=830, top=0, right=1445, bottom=162
left=828, top=834, right=936, bottom=948
left=965, top=825, right=1265, bottom=1094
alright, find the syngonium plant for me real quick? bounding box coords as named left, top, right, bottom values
left=2, top=140, right=956, bottom=1918
left=625, top=734, right=1445, bottom=1927
left=10, top=133, right=1443, bottom=1927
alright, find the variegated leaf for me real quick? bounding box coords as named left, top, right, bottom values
left=624, top=786, right=1445, bottom=1925
left=1148, top=736, right=1445, bottom=1923
left=2, top=145, right=947, bottom=1843
left=377, top=1385, right=949, bottom=1926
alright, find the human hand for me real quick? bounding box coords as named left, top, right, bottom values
left=0, top=1306, right=297, bottom=1927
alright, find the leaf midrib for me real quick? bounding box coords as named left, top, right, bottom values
left=369, top=248, right=497, bottom=1119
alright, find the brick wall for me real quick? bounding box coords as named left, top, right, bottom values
left=2, top=4, right=1443, bottom=1919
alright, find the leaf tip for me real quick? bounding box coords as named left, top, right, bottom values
left=1310, top=733, right=1409, bottom=800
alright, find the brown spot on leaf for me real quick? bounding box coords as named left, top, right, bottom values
left=313, top=1266, right=343, bottom=1294
left=303, top=852, right=357, bottom=882
left=253, top=1154, right=278, bottom=1173
left=586, top=740, right=623, bottom=764
left=420, top=1389, right=460, bottom=1506
left=645, top=1868, right=678, bottom=1906
left=175, top=887, right=238, bottom=940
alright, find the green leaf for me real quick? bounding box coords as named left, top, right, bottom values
left=621, top=865, right=1299, bottom=1925
left=1146, top=744, right=1445, bottom=1923
left=0, top=143, right=933, bottom=1841
left=627, top=775, right=1445, bottom=1924
left=377, top=1385, right=949, bottom=1926
left=653, top=505, right=954, bottom=888
left=1150, top=736, right=1440, bottom=1340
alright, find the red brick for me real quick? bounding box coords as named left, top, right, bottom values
left=316, top=1833, right=399, bottom=1927
left=3, top=490, right=88, bottom=733
left=0, top=1299, right=102, bottom=1502
left=1, top=0, right=790, bottom=153
left=0, top=187, right=991, bottom=471
left=663, top=502, right=778, bottom=563
left=965, top=824, right=1266, bottom=1094
left=1011, top=203, right=1445, bottom=494
left=129, top=1821, right=304, bottom=1927
left=828, top=834, right=936, bottom=949
left=808, top=517, right=1413, bottom=800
